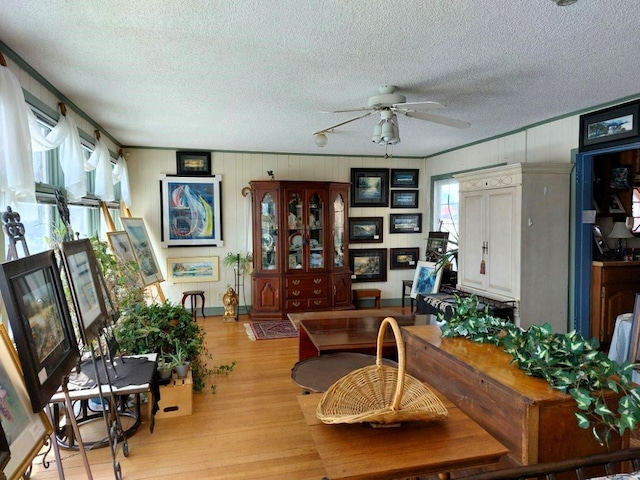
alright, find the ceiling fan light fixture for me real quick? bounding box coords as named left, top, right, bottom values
left=381, top=121, right=394, bottom=142
left=314, top=132, right=328, bottom=147
left=372, top=122, right=382, bottom=143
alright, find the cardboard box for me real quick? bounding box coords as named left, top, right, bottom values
left=154, top=371, right=193, bottom=419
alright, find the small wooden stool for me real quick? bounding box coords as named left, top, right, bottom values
left=352, top=288, right=381, bottom=309
left=181, top=290, right=205, bottom=320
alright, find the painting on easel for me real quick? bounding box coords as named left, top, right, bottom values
left=120, top=217, right=164, bottom=287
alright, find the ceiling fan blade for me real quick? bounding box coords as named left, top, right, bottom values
left=313, top=111, right=376, bottom=135
left=402, top=110, right=471, bottom=129
left=320, top=107, right=373, bottom=114
left=392, top=101, right=444, bottom=111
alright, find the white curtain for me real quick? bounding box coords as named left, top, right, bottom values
left=112, top=153, right=131, bottom=208
left=0, top=65, right=36, bottom=204
left=87, top=137, right=115, bottom=202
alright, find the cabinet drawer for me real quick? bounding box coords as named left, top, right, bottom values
left=285, top=286, right=327, bottom=299
left=285, top=276, right=327, bottom=288
left=285, top=298, right=329, bottom=310
left=601, top=267, right=640, bottom=285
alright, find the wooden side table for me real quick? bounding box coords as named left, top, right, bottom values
left=181, top=290, right=205, bottom=320
left=352, top=288, right=381, bottom=309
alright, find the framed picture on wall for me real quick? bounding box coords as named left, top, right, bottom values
left=176, top=151, right=212, bottom=176
left=390, top=247, right=420, bottom=269
left=390, top=190, right=419, bottom=209
left=579, top=100, right=640, bottom=152
left=350, top=168, right=389, bottom=207
left=349, top=248, right=387, bottom=282
left=160, top=174, right=224, bottom=247
left=390, top=169, right=419, bottom=188
left=167, top=256, right=220, bottom=283
left=389, top=213, right=423, bottom=233
left=348, top=217, right=383, bottom=243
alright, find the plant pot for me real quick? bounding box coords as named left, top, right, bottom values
left=174, top=362, right=190, bottom=379
left=157, top=367, right=173, bottom=381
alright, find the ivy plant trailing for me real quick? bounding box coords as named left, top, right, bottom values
left=440, top=295, right=640, bottom=446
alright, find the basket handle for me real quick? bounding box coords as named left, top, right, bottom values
left=376, top=317, right=406, bottom=412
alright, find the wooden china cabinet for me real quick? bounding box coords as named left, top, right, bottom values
left=249, top=180, right=354, bottom=320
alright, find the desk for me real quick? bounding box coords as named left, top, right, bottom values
left=298, top=393, right=508, bottom=480
left=49, top=355, right=157, bottom=450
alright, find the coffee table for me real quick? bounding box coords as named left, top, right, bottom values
left=298, top=393, right=508, bottom=480
left=289, top=311, right=423, bottom=361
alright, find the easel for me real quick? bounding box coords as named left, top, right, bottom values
left=100, top=201, right=165, bottom=303
left=1, top=207, right=92, bottom=480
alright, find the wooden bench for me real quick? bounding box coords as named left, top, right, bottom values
left=352, top=288, right=381, bottom=309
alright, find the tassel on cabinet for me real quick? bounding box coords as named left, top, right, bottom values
left=480, top=259, right=485, bottom=275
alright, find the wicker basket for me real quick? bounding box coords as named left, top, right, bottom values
left=316, top=316, right=448, bottom=425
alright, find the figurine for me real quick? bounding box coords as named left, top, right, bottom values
left=222, top=286, right=239, bottom=321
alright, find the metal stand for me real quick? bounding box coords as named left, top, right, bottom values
left=60, top=376, right=94, bottom=479
left=1, top=206, right=30, bottom=261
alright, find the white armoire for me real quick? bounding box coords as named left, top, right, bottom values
left=454, top=163, right=573, bottom=332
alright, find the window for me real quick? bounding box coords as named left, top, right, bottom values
left=432, top=177, right=459, bottom=242
left=631, top=187, right=640, bottom=234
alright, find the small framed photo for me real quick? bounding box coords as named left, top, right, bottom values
left=579, top=100, right=640, bottom=152
left=410, top=261, right=443, bottom=299
left=176, top=150, right=212, bottom=176
left=390, top=190, right=419, bottom=209
left=350, top=168, right=389, bottom=207
left=389, top=213, right=423, bottom=234
left=390, top=247, right=420, bottom=269
left=167, top=257, right=220, bottom=283
left=610, top=167, right=630, bottom=189
left=348, top=217, right=383, bottom=243
left=426, top=231, right=450, bottom=261
left=391, top=169, right=419, bottom=188
left=0, top=250, right=80, bottom=412
left=609, top=194, right=626, bottom=214
left=349, top=248, right=387, bottom=282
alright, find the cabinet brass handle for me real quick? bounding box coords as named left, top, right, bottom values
left=314, top=289, right=322, bottom=295
left=292, top=301, right=300, bottom=307
left=292, top=290, right=300, bottom=296
left=313, top=300, right=322, bottom=305
left=313, top=278, right=322, bottom=284
left=292, top=279, right=300, bottom=285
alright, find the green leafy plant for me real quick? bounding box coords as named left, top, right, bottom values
left=441, top=295, right=640, bottom=446
left=223, top=252, right=253, bottom=275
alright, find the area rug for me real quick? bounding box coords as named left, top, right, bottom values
left=244, top=320, right=298, bottom=341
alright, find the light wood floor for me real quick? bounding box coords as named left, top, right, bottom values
left=29, top=306, right=408, bottom=480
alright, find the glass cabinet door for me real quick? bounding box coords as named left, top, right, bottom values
left=333, top=194, right=345, bottom=267
left=308, top=193, right=324, bottom=269
left=286, top=192, right=303, bottom=270
left=260, top=193, right=277, bottom=270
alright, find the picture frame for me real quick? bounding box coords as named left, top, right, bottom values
left=0, top=250, right=80, bottom=413
left=609, top=193, right=626, bottom=214
left=167, top=256, right=220, bottom=283
left=0, top=324, right=52, bottom=480
left=389, top=213, right=423, bottom=234
left=348, top=217, right=383, bottom=243
left=160, top=174, right=224, bottom=247
left=610, top=166, right=630, bottom=189
left=176, top=150, right=212, bottom=176
left=120, top=217, right=165, bottom=286
left=349, top=248, right=387, bottom=282
left=425, top=231, right=450, bottom=262
left=350, top=168, right=389, bottom=207
left=390, top=168, right=419, bottom=188
left=410, top=261, right=444, bottom=299
left=390, top=247, right=420, bottom=270
left=579, top=100, right=640, bottom=152
left=390, top=190, right=419, bottom=209
left=59, top=239, right=110, bottom=344
left=0, top=421, right=9, bottom=473
left=106, top=231, right=145, bottom=288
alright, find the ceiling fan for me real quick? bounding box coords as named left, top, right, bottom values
left=313, top=85, right=470, bottom=147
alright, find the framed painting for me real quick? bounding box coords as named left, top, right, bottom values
left=348, top=217, right=383, bottom=243
left=160, top=174, right=224, bottom=247
left=390, top=247, right=420, bottom=269
left=0, top=422, right=9, bottom=473
left=349, top=248, right=387, bottom=282
left=410, top=261, right=443, bottom=299
left=350, top=168, right=389, bottom=207
left=389, top=213, right=423, bottom=233
left=390, top=168, right=419, bottom=188
left=0, top=324, right=52, bottom=480
left=0, top=250, right=80, bottom=413
left=390, top=190, right=419, bottom=209
left=425, top=231, right=450, bottom=261
left=106, top=231, right=145, bottom=288
left=579, top=100, right=640, bottom=152
left=59, top=239, right=110, bottom=344
left=167, top=256, right=220, bottom=283
left=609, top=194, right=626, bottom=214
left=120, top=217, right=165, bottom=286
left=176, top=150, right=212, bottom=176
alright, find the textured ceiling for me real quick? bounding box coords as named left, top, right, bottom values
left=2, top=0, right=640, bottom=158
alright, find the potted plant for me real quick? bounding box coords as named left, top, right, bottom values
left=441, top=295, right=640, bottom=446
left=156, top=355, right=174, bottom=381
left=166, top=341, right=190, bottom=378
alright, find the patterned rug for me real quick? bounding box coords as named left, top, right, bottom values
left=244, top=320, right=298, bottom=340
